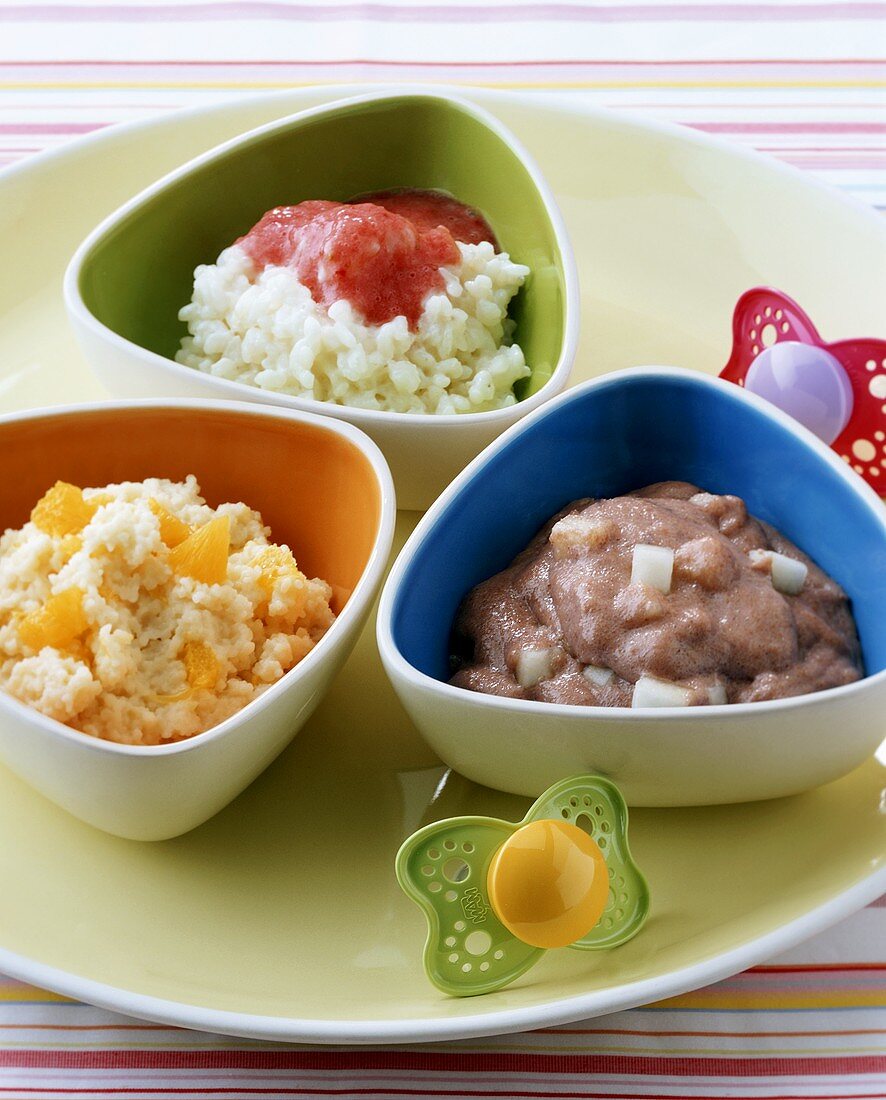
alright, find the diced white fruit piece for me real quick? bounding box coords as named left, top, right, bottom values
left=632, top=675, right=692, bottom=708
left=749, top=549, right=808, bottom=595
left=769, top=553, right=809, bottom=595
left=707, top=682, right=727, bottom=705
left=630, top=544, right=674, bottom=594
left=516, top=646, right=555, bottom=689
left=582, top=664, right=615, bottom=687
left=550, top=514, right=618, bottom=557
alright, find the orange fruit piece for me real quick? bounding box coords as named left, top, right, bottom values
left=253, top=544, right=304, bottom=593
left=149, top=499, right=191, bottom=548
left=168, top=514, right=230, bottom=585
left=31, top=482, right=98, bottom=538
left=58, top=535, right=83, bottom=563
left=182, top=640, right=220, bottom=691
left=19, top=587, right=90, bottom=651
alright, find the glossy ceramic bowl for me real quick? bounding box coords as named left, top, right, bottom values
left=378, top=367, right=886, bottom=807
left=64, top=89, right=579, bottom=511
left=0, top=400, right=395, bottom=840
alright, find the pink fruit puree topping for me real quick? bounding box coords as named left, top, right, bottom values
left=237, top=189, right=496, bottom=328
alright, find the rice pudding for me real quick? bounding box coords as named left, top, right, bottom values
left=176, top=189, right=530, bottom=415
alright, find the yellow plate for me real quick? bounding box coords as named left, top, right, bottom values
left=0, top=86, right=883, bottom=1043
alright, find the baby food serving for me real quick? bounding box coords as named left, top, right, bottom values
left=0, top=477, right=334, bottom=744
left=176, top=188, right=530, bottom=415
left=450, top=481, right=862, bottom=708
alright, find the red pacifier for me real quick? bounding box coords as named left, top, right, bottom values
left=719, top=288, right=886, bottom=491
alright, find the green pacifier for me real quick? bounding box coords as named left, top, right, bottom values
left=395, top=775, right=650, bottom=996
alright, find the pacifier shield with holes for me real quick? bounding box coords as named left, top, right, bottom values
left=395, top=776, right=649, bottom=997
left=719, top=287, right=886, bottom=491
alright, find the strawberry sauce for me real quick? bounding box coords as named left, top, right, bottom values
left=237, top=189, right=496, bottom=329
left=359, top=188, right=498, bottom=249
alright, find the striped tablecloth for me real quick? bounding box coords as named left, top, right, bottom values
left=1, top=904, right=884, bottom=1096
left=1, top=2, right=885, bottom=1097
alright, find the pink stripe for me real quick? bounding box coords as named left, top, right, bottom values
left=694, top=121, right=886, bottom=133
left=617, top=101, right=886, bottom=108
left=0, top=122, right=102, bottom=134
left=4, top=1069, right=886, bottom=1087
left=2, top=1051, right=886, bottom=1074
left=0, top=102, right=175, bottom=109
left=0, top=1067, right=878, bottom=1082
left=0, top=1093, right=884, bottom=1100
left=0, top=2, right=883, bottom=24
left=4, top=1092, right=875, bottom=1099
left=752, top=146, right=886, bottom=151
left=781, top=155, right=886, bottom=166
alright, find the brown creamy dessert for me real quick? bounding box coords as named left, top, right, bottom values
left=449, top=482, right=863, bottom=708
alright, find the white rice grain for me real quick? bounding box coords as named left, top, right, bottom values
left=177, top=241, right=531, bottom=415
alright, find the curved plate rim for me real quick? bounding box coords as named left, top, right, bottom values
left=0, top=82, right=883, bottom=1044
left=0, top=869, right=882, bottom=1043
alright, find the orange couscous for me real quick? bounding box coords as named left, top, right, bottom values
left=0, top=476, right=335, bottom=744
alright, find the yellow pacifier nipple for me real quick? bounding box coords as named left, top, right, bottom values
left=396, top=775, right=649, bottom=995
left=486, top=818, right=610, bottom=949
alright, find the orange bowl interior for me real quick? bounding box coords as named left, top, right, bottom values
left=0, top=406, right=383, bottom=609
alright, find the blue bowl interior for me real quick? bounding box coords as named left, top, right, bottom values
left=392, top=374, right=886, bottom=684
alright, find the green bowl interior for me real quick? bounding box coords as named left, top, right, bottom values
left=77, top=96, right=568, bottom=400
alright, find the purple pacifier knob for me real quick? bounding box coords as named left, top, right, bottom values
left=745, top=342, right=854, bottom=445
